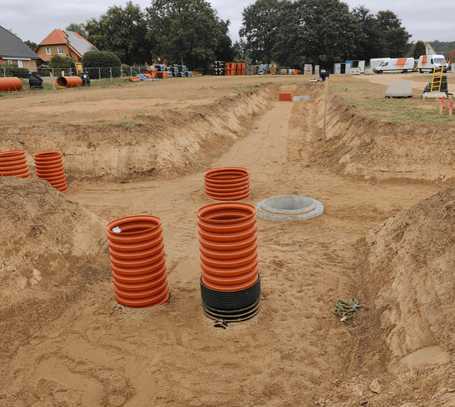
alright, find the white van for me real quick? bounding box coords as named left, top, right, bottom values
left=370, top=58, right=390, bottom=71
left=373, top=58, right=415, bottom=73
left=417, top=54, right=449, bottom=72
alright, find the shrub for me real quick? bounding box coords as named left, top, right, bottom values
left=82, top=51, right=121, bottom=79
left=0, top=65, right=30, bottom=78
left=49, top=55, right=75, bottom=69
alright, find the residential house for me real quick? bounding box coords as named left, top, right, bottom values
left=0, top=25, right=39, bottom=70
left=36, top=29, right=97, bottom=63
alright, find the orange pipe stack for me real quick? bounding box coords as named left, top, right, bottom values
left=225, top=62, right=247, bottom=76
left=205, top=167, right=250, bottom=201
left=34, top=151, right=68, bottom=192
left=0, top=150, right=30, bottom=178
left=107, top=215, right=170, bottom=308
left=198, top=203, right=261, bottom=322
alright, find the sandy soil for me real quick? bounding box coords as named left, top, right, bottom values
left=1, top=75, right=454, bottom=406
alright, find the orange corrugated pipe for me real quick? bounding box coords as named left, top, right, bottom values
left=106, top=215, right=170, bottom=308
left=0, top=77, right=23, bottom=91
left=205, top=167, right=250, bottom=201
left=0, top=149, right=30, bottom=178
left=198, top=203, right=259, bottom=292
left=56, top=76, right=83, bottom=88
left=34, top=151, right=68, bottom=192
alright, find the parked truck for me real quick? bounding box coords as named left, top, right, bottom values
left=373, top=58, right=415, bottom=74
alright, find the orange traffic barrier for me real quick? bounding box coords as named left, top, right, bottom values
left=34, top=151, right=68, bottom=192
left=205, top=167, right=250, bottom=201
left=0, top=149, right=30, bottom=178
left=106, top=215, right=170, bottom=308
left=198, top=202, right=259, bottom=293
left=279, top=92, right=293, bottom=102
left=0, top=77, right=23, bottom=92
left=56, top=76, right=83, bottom=88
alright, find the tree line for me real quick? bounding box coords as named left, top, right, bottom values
left=64, top=0, right=413, bottom=70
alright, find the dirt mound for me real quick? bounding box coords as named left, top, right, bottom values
left=2, top=86, right=270, bottom=182
left=314, top=94, right=455, bottom=182
left=0, top=177, right=109, bottom=364
left=359, top=188, right=455, bottom=404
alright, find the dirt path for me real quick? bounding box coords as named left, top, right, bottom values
left=3, top=86, right=441, bottom=406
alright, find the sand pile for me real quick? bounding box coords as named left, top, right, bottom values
left=315, top=95, right=455, bottom=182
left=3, top=87, right=270, bottom=181
left=360, top=188, right=455, bottom=404
left=0, top=177, right=108, bottom=361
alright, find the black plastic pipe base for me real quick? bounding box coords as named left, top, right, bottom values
left=200, top=278, right=261, bottom=323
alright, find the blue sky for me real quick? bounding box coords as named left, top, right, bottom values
left=2, top=0, right=455, bottom=43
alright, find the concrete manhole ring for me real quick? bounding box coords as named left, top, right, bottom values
left=256, top=195, right=324, bottom=222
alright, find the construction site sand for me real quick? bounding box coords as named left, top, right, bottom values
left=0, top=75, right=454, bottom=406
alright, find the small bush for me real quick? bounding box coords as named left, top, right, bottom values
left=0, top=65, right=30, bottom=78
left=49, top=55, right=75, bottom=69
left=82, top=51, right=121, bottom=79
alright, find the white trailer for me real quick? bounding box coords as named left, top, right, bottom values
left=373, top=58, right=415, bottom=73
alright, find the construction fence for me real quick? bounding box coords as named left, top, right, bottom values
left=1, top=65, right=149, bottom=80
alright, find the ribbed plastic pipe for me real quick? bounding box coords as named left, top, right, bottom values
left=34, top=151, right=68, bottom=192
left=0, top=77, right=23, bottom=92
left=107, top=215, right=170, bottom=308
left=0, top=150, right=30, bottom=178
left=56, top=76, right=83, bottom=88
left=205, top=167, right=250, bottom=201
left=198, top=202, right=259, bottom=292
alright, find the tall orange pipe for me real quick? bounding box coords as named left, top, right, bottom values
left=106, top=215, right=170, bottom=308
left=198, top=203, right=259, bottom=292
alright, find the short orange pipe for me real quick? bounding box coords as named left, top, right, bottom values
left=56, top=76, right=83, bottom=88
left=0, top=150, right=30, bottom=178
left=205, top=167, right=250, bottom=201
left=34, top=151, right=68, bottom=192
left=0, top=77, right=23, bottom=91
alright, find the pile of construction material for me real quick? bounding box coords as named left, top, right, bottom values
left=213, top=61, right=224, bottom=76
left=279, top=69, right=301, bottom=75
left=225, top=62, right=246, bottom=76
left=168, top=64, right=193, bottom=78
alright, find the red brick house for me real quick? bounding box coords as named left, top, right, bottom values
left=36, top=29, right=97, bottom=63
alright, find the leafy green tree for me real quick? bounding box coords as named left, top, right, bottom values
left=66, top=23, right=88, bottom=38
left=272, top=0, right=359, bottom=67
left=375, top=11, right=411, bottom=57
left=351, top=7, right=383, bottom=60
left=146, top=0, right=233, bottom=70
left=240, top=0, right=286, bottom=64
left=413, top=41, right=426, bottom=59
left=84, top=2, right=151, bottom=64
left=24, top=40, right=38, bottom=51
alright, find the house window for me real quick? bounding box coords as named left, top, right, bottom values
left=17, top=60, right=23, bottom=68
left=57, top=47, right=65, bottom=54
left=45, top=47, right=51, bottom=55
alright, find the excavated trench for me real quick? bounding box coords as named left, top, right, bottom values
left=1, top=78, right=453, bottom=406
